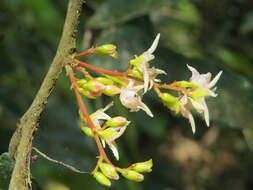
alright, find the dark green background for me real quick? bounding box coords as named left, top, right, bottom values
left=1, top=0, right=253, bottom=189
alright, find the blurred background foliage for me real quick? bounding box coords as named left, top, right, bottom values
left=1, top=0, right=253, bottom=189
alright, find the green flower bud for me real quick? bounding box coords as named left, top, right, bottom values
left=77, top=79, right=88, bottom=87
left=175, top=81, right=197, bottom=88
left=98, top=128, right=118, bottom=139
left=93, top=171, right=111, bottom=186
left=190, top=89, right=209, bottom=99
left=84, top=80, right=106, bottom=93
left=129, top=56, right=144, bottom=67
left=106, top=116, right=128, bottom=128
left=102, top=85, right=121, bottom=96
left=159, top=92, right=180, bottom=113
left=78, top=88, right=96, bottom=99
left=131, top=159, right=153, bottom=173
left=121, top=169, right=144, bottom=182
left=81, top=126, right=93, bottom=137
left=96, top=77, right=114, bottom=85
left=160, top=93, right=177, bottom=103
left=99, top=163, right=119, bottom=180
left=130, top=67, right=143, bottom=80
left=95, top=44, right=118, bottom=58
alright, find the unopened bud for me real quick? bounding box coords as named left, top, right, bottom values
left=190, top=89, right=209, bottom=99
left=93, top=171, right=111, bottom=186
left=99, top=163, right=119, bottom=180
left=102, top=85, right=121, bottom=96
left=77, top=79, right=88, bottom=87
left=130, top=67, right=143, bottom=80
left=159, top=93, right=180, bottom=113
left=78, top=88, right=97, bottom=99
left=96, top=77, right=114, bottom=85
left=159, top=93, right=177, bottom=103
left=81, top=126, right=93, bottom=137
left=129, top=56, right=144, bottom=67
left=84, top=80, right=106, bottom=93
left=98, top=128, right=118, bottom=139
left=106, top=116, right=128, bottom=128
left=121, top=169, right=144, bottom=182
left=175, top=81, right=197, bottom=88
left=95, top=44, right=118, bottom=58
left=131, top=159, right=153, bottom=173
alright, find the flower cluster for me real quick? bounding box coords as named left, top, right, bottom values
left=65, top=33, right=222, bottom=186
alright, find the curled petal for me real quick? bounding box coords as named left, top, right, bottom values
left=147, top=33, right=160, bottom=54
left=188, top=112, right=196, bottom=134
left=208, top=71, right=223, bottom=89
left=137, top=101, right=153, bottom=117
left=108, top=141, right=119, bottom=160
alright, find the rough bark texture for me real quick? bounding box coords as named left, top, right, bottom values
left=8, top=0, right=84, bottom=189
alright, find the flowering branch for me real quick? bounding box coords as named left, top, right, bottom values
left=63, top=33, right=222, bottom=186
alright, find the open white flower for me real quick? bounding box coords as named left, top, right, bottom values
left=178, top=65, right=222, bottom=133
left=119, top=80, right=153, bottom=117
left=90, top=103, right=130, bottom=160
left=178, top=95, right=210, bottom=133
left=131, top=34, right=165, bottom=93
left=187, top=65, right=223, bottom=97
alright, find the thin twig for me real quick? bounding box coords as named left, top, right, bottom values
left=32, top=147, right=89, bottom=174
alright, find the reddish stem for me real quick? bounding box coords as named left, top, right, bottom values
left=75, top=48, right=96, bottom=57
left=74, top=66, right=89, bottom=76
left=154, top=83, right=188, bottom=94
left=76, top=60, right=126, bottom=77
left=66, top=65, right=112, bottom=164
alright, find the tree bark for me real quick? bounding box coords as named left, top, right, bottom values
left=8, top=0, right=84, bottom=189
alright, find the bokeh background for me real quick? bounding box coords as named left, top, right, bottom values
left=1, top=0, right=253, bottom=189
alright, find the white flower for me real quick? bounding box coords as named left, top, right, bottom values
left=131, top=34, right=165, bottom=93
left=187, top=65, right=223, bottom=97
left=90, top=103, right=130, bottom=160
left=178, top=95, right=209, bottom=133
left=178, top=65, right=222, bottom=133
left=119, top=80, right=153, bottom=117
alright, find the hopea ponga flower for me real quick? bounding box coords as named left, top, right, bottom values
left=119, top=80, right=153, bottom=117
left=187, top=65, right=222, bottom=97
left=177, top=65, right=222, bottom=133
left=130, top=34, right=166, bottom=93
left=89, top=103, right=130, bottom=160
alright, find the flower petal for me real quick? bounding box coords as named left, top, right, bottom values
left=208, top=71, right=223, bottom=89
left=187, top=64, right=200, bottom=81
left=137, top=100, right=153, bottom=117
left=147, top=33, right=160, bottom=54
left=188, top=112, right=196, bottom=134
left=108, top=141, right=119, bottom=160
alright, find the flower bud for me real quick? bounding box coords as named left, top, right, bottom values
left=99, top=163, right=119, bottom=180
left=121, top=169, right=144, bottom=182
left=130, top=67, right=143, bottom=80
left=77, top=79, right=88, bottom=87
left=106, top=116, right=128, bottom=128
left=129, top=56, right=144, bottom=67
left=131, top=159, right=153, bottom=173
left=190, top=89, right=209, bottom=99
left=81, top=126, right=93, bottom=137
left=102, top=85, right=121, bottom=96
left=159, top=92, right=178, bottom=103
left=84, top=80, right=106, bottom=93
left=98, top=128, right=118, bottom=139
left=93, top=171, right=111, bottom=186
left=95, top=44, right=118, bottom=58
left=96, top=77, right=114, bottom=85
left=175, top=81, right=196, bottom=88
left=159, top=92, right=180, bottom=112
left=78, top=88, right=97, bottom=99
